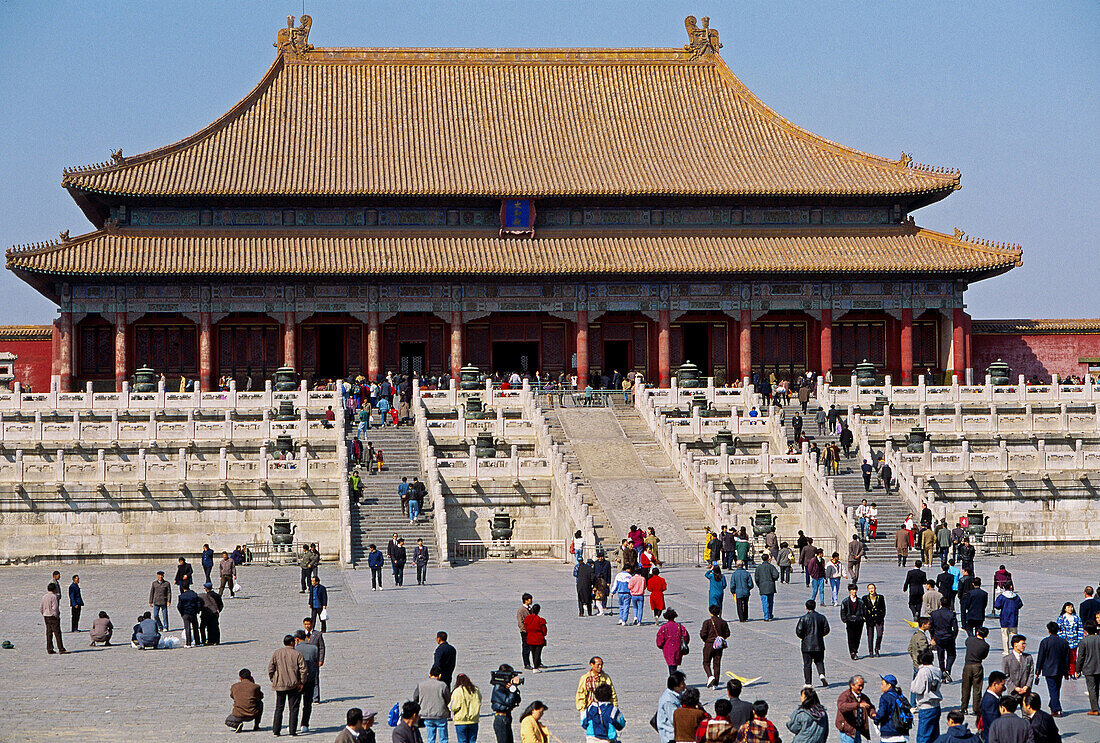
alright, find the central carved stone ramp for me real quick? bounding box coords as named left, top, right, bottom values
left=552, top=406, right=700, bottom=546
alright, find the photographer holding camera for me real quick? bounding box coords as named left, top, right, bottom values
left=490, top=663, right=523, bottom=743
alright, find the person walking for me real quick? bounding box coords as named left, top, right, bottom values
left=826, top=553, right=845, bottom=606
left=308, top=575, right=328, bottom=632
left=302, top=616, right=325, bottom=704
left=835, top=675, right=874, bottom=743
left=40, top=583, right=68, bottom=654
left=581, top=684, right=626, bottom=743
left=1002, top=634, right=1034, bottom=698
left=177, top=582, right=203, bottom=647
left=1034, top=621, right=1069, bottom=716
left=961, top=627, right=991, bottom=719
left=413, top=666, right=452, bottom=743
left=872, top=675, right=912, bottom=743
left=399, top=477, right=410, bottom=517
left=980, top=672, right=1007, bottom=737
left=225, top=668, right=264, bottom=732
left=491, top=666, right=523, bottom=743
left=627, top=569, right=646, bottom=625
left=841, top=584, right=866, bottom=660
left=523, top=606, right=547, bottom=672
left=719, top=526, right=736, bottom=571
left=778, top=542, right=794, bottom=584
left=433, top=631, right=457, bottom=685
left=414, top=538, right=431, bottom=586
left=655, top=610, right=689, bottom=673
left=575, top=657, right=616, bottom=710
left=367, top=544, right=385, bottom=591
left=862, top=583, right=886, bottom=657
left=217, top=551, right=237, bottom=597
left=994, top=585, right=1023, bottom=656
left=576, top=559, right=595, bottom=617
left=922, top=581, right=943, bottom=621
left=896, top=526, right=911, bottom=567
left=904, top=561, right=928, bottom=620
left=985, top=696, right=1028, bottom=743
left=848, top=534, right=865, bottom=585
left=796, top=599, right=830, bottom=688
left=672, top=686, right=707, bottom=743
left=294, top=630, right=319, bottom=733
left=647, top=568, right=666, bottom=622
left=700, top=604, right=730, bottom=688
left=268, top=634, right=307, bottom=737
left=201, top=543, right=215, bottom=585
left=1021, top=692, right=1060, bottom=743
left=807, top=549, right=827, bottom=604
left=1056, top=602, right=1083, bottom=679
left=930, top=597, right=959, bottom=682
left=705, top=565, right=727, bottom=614
left=150, top=570, right=172, bottom=631
left=912, top=649, right=943, bottom=743
left=449, top=674, right=482, bottom=743
left=391, top=537, right=408, bottom=587
left=729, top=560, right=753, bottom=623
left=68, top=575, right=83, bottom=633
left=754, top=553, right=780, bottom=621
left=174, top=556, right=194, bottom=589
left=880, top=462, right=894, bottom=494
left=960, top=577, right=988, bottom=637
left=1077, top=622, right=1100, bottom=715
left=299, top=545, right=316, bottom=594
left=787, top=686, right=828, bottom=743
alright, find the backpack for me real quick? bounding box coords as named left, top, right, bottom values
left=388, top=703, right=400, bottom=727
left=888, top=691, right=913, bottom=734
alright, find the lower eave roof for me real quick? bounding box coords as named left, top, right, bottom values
left=972, top=319, right=1100, bottom=334
left=7, top=226, right=1021, bottom=283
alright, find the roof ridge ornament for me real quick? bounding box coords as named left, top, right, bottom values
left=111, top=149, right=125, bottom=165
left=684, top=16, right=721, bottom=59
left=275, top=15, right=313, bottom=57
left=898, top=152, right=912, bottom=167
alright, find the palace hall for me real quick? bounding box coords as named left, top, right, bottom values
left=6, top=16, right=1022, bottom=392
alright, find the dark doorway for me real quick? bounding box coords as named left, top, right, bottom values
left=316, top=326, right=346, bottom=380
left=492, top=341, right=539, bottom=376
left=603, top=340, right=630, bottom=379
left=400, top=342, right=426, bottom=377
left=681, top=323, right=711, bottom=375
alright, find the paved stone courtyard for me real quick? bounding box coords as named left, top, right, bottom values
left=1, top=551, right=1097, bottom=742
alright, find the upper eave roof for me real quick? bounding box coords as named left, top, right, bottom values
left=6, top=225, right=1021, bottom=283
left=60, top=40, right=961, bottom=200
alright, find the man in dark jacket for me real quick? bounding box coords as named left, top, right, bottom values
left=177, top=584, right=203, bottom=647
left=393, top=701, right=424, bottom=743
left=303, top=617, right=325, bottom=704
left=724, top=678, right=754, bottom=730
left=795, top=599, right=830, bottom=687
left=961, top=577, right=988, bottom=637
left=933, top=709, right=980, bottom=742
left=937, top=564, right=957, bottom=610
left=985, top=695, right=1029, bottom=743
left=729, top=561, right=753, bottom=623
left=489, top=665, right=522, bottom=743
left=201, top=543, right=215, bottom=584
left=840, top=584, right=865, bottom=660
left=861, top=583, right=887, bottom=657
left=390, top=538, right=407, bottom=587
left=1034, top=622, right=1070, bottom=716
left=199, top=582, right=224, bottom=645
left=592, top=551, right=612, bottom=589
left=149, top=570, right=172, bottom=631
left=1080, top=586, right=1100, bottom=632
left=174, top=556, right=194, bottom=589
left=413, top=539, right=430, bottom=586
left=904, top=561, right=928, bottom=620
left=980, top=671, right=1007, bottom=741
left=719, top=526, right=736, bottom=570
left=753, top=554, right=779, bottom=621
left=931, top=597, right=960, bottom=682
left=68, top=575, right=84, bottom=633
left=433, top=631, right=456, bottom=685
left=961, top=627, right=991, bottom=717
left=576, top=559, right=595, bottom=616
left=308, top=576, right=328, bottom=632
left=1021, top=692, right=1060, bottom=743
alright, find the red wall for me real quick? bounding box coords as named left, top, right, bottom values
left=0, top=334, right=53, bottom=392
left=972, top=332, right=1100, bottom=381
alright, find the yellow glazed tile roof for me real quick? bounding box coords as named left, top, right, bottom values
left=7, top=226, right=1021, bottom=278
left=60, top=43, right=961, bottom=198
left=0, top=325, right=52, bottom=341
left=972, top=319, right=1100, bottom=334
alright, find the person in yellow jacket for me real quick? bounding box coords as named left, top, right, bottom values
left=449, top=674, right=482, bottom=743
left=575, top=656, right=618, bottom=710
left=519, top=701, right=549, bottom=743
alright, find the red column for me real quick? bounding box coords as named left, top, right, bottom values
left=58, top=311, right=73, bottom=392
left=952, top=307, right=966, bottom=379
left=900, top=308, right=913, bottom=385
left=657, top=309, right=670, bottom=387
left=739, top=309, right=752, bottom=381
left=199, top=312, right=213, bottom=391
left=51, top=319, right=60, bottom=380
left=819, top=309, right=832, bottom=379
left=283, top=311, right=296, bottom=368
left=114, top=312, right=127, bottom=392
left=964, top=312, right=973, bottom=374
left=450, top=311, right=463, bottom=379
left=576, top=310, right=589, bottom=389
left=367, top=311, right=381, bottom=381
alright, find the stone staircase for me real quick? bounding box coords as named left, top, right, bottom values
left=348, top=425, right=440, bottom=565
left=612, top=405, right=710, bottom=546
left=540, top=406, right=616, bottom=549
left=776, top=401, right=908, bottom=560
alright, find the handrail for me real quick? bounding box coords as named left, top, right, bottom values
left=413, top=388, right=449, bottom=566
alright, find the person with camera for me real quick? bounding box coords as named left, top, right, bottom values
left=490, top=664, right=523, bottom=743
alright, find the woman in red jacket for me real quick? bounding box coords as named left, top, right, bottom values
left=523, top=604, right=548, bottom=672
left=647, top=568, right=667, bottom=623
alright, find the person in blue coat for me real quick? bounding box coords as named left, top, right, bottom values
left=873, top=675, right=911, bottom=741
left=366, top=544, right=385, bottom=591
left=308, top=576, right=328, bottom=632
left=729, top=561, right=754, bottom=623
left=68, top=575, right=84, bottom=633
left=993, top=584, right=1024, bottom=656
left=705, top=565, right=727, bottom=613
left=201, top=543, right=215, bottom=585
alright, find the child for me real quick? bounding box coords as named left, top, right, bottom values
left=647, top=568, right=667, bottom=623
left=593, top=574, right=609, bottom=616
left=777, top=542, right=794, bottom=584
left=374, top=449, right=384, bottom=475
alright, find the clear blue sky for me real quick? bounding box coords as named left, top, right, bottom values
left=1, top=1, right=1096, bottom=324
